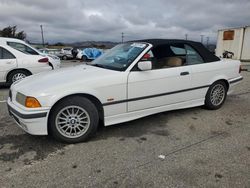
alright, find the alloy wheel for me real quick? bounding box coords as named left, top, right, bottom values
left=12, top=73, right=27, bottom=83
left=210, top=84, right=225, bottom=106
left=55, top=106, right=90, bottom=138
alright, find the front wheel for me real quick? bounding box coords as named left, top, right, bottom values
left=49, top=96, right=99, bottom=143
left=205, top=81, right=227, bottom=110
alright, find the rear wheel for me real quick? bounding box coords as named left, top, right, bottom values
left=7, top=70, right=30, bottom=85
left=62, top=55, right=67, bottom=60
left=49, top=96, right=99, bottom=143
left=205, top=81, right=227, bottom=110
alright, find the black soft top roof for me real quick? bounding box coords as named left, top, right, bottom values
left=132, top=39, right=220, bottom=63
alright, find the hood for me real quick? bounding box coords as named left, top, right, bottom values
left=12, top=65, right=117, bottom=96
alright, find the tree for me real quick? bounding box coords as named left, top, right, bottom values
left=0, top=26, right=26, bottom=40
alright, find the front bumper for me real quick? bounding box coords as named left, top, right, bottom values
left=7, top=98, right=49, bottom=135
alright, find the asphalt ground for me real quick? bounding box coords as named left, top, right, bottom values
left=0, top=61, right=249, bottom=188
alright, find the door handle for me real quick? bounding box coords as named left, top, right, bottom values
left=180, top=71, right=189, bottom=76
left=6, top=62, right=13, bottom=64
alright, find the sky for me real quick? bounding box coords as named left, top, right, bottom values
left=0, top=0, right=249, bottom=44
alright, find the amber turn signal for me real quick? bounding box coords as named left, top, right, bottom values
left=25, top=97, right=41, bottom=108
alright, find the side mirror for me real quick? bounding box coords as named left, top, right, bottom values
left=137, top=61, right=152, bottom=71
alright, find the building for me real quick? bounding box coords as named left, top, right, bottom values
left=216, top=26, right=250, bottom=61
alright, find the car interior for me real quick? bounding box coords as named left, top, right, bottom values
left=139, top=43, right=204, bottom=70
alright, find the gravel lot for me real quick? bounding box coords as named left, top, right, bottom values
left=0, top=61, right=249, bottom=188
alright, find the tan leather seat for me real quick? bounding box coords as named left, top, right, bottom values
left=166, top=57, right=183, bottom=67
left=157, top=57, right=183, bottom=69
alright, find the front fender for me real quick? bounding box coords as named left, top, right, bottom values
left=37, top=87, right=103, bottom=108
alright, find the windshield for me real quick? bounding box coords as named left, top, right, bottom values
left=91, top=42, right=148, bottom=71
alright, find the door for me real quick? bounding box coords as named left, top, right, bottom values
left=0, top=47, right=17, bottom=82
left=127, top=45, right=192, bottom=112
left=128, top=66, right=192, bottom=111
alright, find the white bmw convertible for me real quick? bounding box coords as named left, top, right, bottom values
left=7, top=39, right=243, bottom=143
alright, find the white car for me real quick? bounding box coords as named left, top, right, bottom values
left=7, top=39, right=243, bottom=143
left=0, top=37, right=60, bottom=85
left=58, top=47, right=73, bottom=60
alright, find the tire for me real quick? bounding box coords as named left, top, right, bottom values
left=62, top=56, right=67, bottom=60
left=49, top=96, right=99, bottom=143
left=205, top=81, right=227, bottom=110
left=7, top=70, right=31, bottom=85
left=82, top=55, right=87, bottom=61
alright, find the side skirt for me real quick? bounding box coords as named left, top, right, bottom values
left=104, top=98, right=204, bottom=126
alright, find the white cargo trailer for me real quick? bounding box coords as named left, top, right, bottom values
left=216, top=26, right=250, bottom=61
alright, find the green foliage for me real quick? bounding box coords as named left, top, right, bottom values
left=0, top=26, right=26, bottom=40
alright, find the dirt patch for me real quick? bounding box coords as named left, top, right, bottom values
left=215, top=173, right=223, bottom=181
left=0, top=134, right=66, bottom=163
left=225, top=120, right=233, bottom=125
left=194, top=159, right=207, bottom=165
left=119, top=138, right=125, bottom=141
left=72, top=164, right=77, bottom=169
left=189, top=125, right=196, bottom=131
left=210, top=131, right=230, bottom=138
left=151, top=129, right=169, bottom=136
left=0, top=116, right=13, bottom=128
left=136, top=137, right=147, bottom=143
left=95, top=169, right=101, bottom=173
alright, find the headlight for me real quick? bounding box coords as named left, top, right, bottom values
left=16, top=92, right=41, bottom=108
left=16, top=92, right=26, bottom=106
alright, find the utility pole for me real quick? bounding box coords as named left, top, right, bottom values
left=206, top=36, right=209, bottom=48
left=40, top=25, right=45, bottom=47
left=200, top=35, right=204, bottom=44
left=121, top=32, right=124, bottom=43
left=185, top=34, right=188, bottom=40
